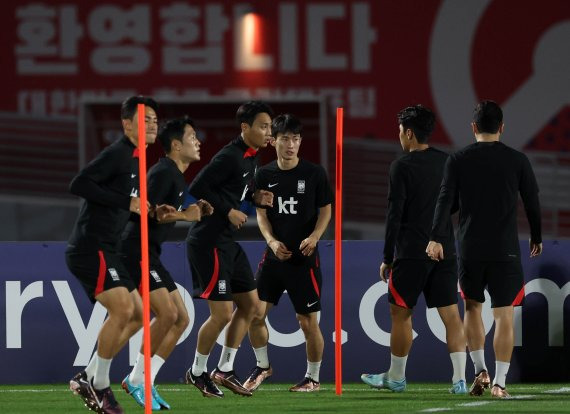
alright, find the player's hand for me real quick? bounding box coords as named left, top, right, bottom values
left=154, top=204, right=177, bottom=221
left=254, top=189, right=274, bottom=208
left=299, top=236, right=318, bottom=256
left=268, top=240, right=292, bottom=261
left=130, top=197, right=141, bottom=214
left=228, top=208, right=247, bottom=229
left=426, top=241, right=444, bottom=261
left=197, top=199, right=214, bottom=216
left=530, top=240, right=543, bottom=257
left=379, top=262, right=392, bottom=282
left=183, top=204, right=202, bottom=222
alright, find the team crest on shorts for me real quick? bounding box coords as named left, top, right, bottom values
left=108, top=268, right=120, bottom=282
left=218, top=280, right=227, bottom=294
left=150, top=270, right=162, bottom=283
left=297, top=180, right=305, bottom=194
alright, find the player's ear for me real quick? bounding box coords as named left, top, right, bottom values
left=270, top=137, right=276, bottom=147
left=241, top=122, right=249, bottom=134
left=471, top=122, right=478, bottom=135
left=498, top=122, right=505, bottom=134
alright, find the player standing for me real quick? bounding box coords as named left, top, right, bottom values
left=243, top=114, right=333, bottom=392
left=427, top=100, right=542, bottom=398
left=67, top=96, right=158, bottom=414
left=121, top=117, right=212, bottom=409
left=185, top=101, right=274, bottom=398
left=361, top=105, right=468, bottom=394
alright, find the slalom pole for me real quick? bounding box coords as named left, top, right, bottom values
left=137, top=103, right=152, bottom=414
left=335, top=107, right=344, bottom=396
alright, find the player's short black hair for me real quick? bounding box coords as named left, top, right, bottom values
left=121, top=96, right=158, bottom=120
left=158, top=117, right=196, bottom=154
left=236, top=100, right=274, bottom=126
left=397, top=105, right=436, bottom=144
left=271, top=114, right=303, bottom=137
left=473, top=100, right=503, bottom=134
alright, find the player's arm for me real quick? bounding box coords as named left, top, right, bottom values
left=381, top=161, right=406, bottom=280
left=300, top=204, right=331, bottom=256
left=427, top=155, right=458, bottom=261
left=157, top=200, right=214, bottom=223
left=519, top=154, right=542, bottom=257
left=189, top=152, right=235, bottom=218
left=256, top=207, right=292, bottom=261
left=69, top=147, right=131, bottom=210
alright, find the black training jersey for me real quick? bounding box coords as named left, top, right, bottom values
left=383, top=147, right=456, bottom=264
left=256, top=158, right=333, bottom=263
left=186, top=136, right=258, bottom=246
left=122, top=157, right=186, bottom=257
left=431, top=141, right=541, bottom=260
left=67, top=136, right=139, bottom=253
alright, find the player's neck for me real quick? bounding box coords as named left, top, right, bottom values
left=475, top=133, right=500, bottom=143
left=169, top=155, right=190, bottom=173
left=125, top=133, right=149, bottom=148
left=277, top=157, right=299, bottom=170
left=241, top=133, right=260, bottom=151
left=409, top=143, right=429, bottom=152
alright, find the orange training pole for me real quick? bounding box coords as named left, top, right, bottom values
left=137, top=103, right=152, bottom=414
left=335, top=107, right=343, bottom=395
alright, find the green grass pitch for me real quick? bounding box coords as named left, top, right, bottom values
left=1, top=383, right=569, bottom=413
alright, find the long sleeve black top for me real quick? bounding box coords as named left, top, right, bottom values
left=186, top=136, right=258, bottom=246
left=431, top=141, right=541, bottom=260
left=67, top=136, right=139, bottom=253
left=383, top=147, right=456, bottom=264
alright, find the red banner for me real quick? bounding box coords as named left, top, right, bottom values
left=2, top=0, right=569, bottom=150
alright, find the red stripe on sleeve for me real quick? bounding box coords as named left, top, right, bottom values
left=200, top=248, right=220, bottom=299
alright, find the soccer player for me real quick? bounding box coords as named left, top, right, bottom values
left=427, top=100, right=542, bottom=398
left=242, top=114, right=333, bottom=393
left=185, top=101, right=274, bottom=398
left=66, top=96, right=159, bottom=414
left=361, top=105, right=468, bottom=394
left=120, top=117, right=213, bottom=409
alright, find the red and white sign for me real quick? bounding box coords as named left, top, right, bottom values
left=2, top=0, right=569, bottom=150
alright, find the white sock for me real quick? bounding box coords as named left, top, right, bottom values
left=217, top=346, right=238, bottom=372
left=450, top=352, right=466, bottom=383
left=470, top=349, right=487, bottom=374
left=253, top=346, right=270, bottom=369
left=151, top=355, right=165, bottom=384
left=191, top=351, right=209, bottom=376
left=388, top=354, right=407, bottom=381
left=92, top=355, right=112, bottom=390
left=84, top=353, right=97, bottom=381
left=306, top=361, right=321, bottom=382
left=493, top=361, right=510, bottom=388
left=129, top=352, right=145, bottom=385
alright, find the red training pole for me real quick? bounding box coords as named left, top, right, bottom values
left=335, top=107, right=344, bottom=396
left=137, top=103, right=152, bottom=414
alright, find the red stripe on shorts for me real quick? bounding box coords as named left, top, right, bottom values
left=95, top=250, right=107, bottom=298
left=200, top=248, right=219, bottom=299
left=459, top=285, right=467, bottom=300
left=310, top=268, right=320, bottom=297
left=511, top=285, right=525, bottom=306
left=388, top=272, right=408, bottom=308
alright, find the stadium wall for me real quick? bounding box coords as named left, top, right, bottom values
left=1, top=241, right=568, bottom=384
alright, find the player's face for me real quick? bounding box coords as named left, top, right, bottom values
left=272, top=132, right=302, bottom=161
left=126, top=106, right=158, bottom=145
left=180, top=124, right=200, bottom=162
left=242, top=112, right=272, bottom=150
left=398, top=124, right=411, bottom=151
